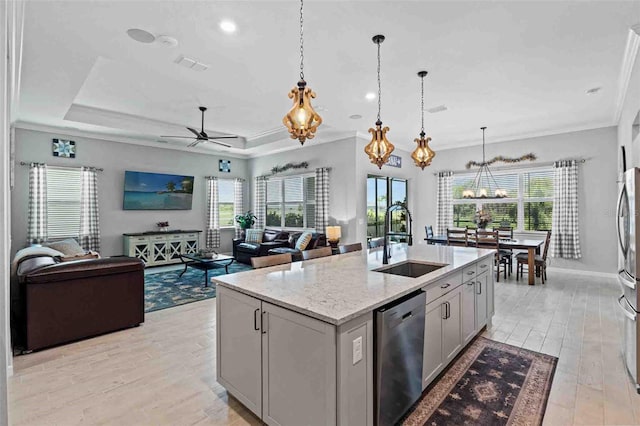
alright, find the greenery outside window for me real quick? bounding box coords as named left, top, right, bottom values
left=367, top=176, right=408, bottom=238
left=452, top=168, right=553, bottom=232
left=266, top=174, right=316, bottom=229
left=218, top=179, right=235, bottom=227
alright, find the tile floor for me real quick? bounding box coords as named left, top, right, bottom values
left=8, top=269, right=637, bottom=425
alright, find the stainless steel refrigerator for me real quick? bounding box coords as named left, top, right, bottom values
left=617, top=167, right=640, bottom=393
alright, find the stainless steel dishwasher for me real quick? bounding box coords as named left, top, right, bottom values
left=375, top=290, right=426, bottom=426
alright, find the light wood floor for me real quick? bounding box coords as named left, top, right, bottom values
left=8, top=269, right=638, bottom=425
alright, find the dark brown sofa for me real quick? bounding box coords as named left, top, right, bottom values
left=16, top=256, right=145, bottom=352
left=232, top=229, right=290, bottom=264
left=267, top=232, right=328, bottom=261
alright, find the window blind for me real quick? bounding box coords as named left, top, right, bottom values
left=46, top=168, right=81, bottom=238
left=523, top=170, right=554, bottom=198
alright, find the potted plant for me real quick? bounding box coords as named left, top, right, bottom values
left=235, top=211, right=257, bottom=230
left=474, top=209, right=492, bottom=229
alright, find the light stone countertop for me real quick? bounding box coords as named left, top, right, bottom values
left=213, top=243, right=495, bottom=325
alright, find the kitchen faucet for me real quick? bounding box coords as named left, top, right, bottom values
left=383, top=202, right=413, bottom=264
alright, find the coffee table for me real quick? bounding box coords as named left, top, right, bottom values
left=179, top=253, right=235, bottom=287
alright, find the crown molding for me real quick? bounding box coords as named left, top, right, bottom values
left=613, top=25, right=640, bottom=124
left=13, top=121, right=250, bottom=159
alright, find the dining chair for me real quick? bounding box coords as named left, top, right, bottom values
left=446, top=227, right=468, bottom=247
left=516, top=230, right=552, bottom=284
left=368, top=238, right=384, bottom=248
left=474, top=229, right=509, bottom=282
left=302, top=246, right=333, bottom=260
left=496, top=226, right=514, bottom=274
left=251, top=253, right=293, bottom=269
left=339, top=242, right=363, bottom=254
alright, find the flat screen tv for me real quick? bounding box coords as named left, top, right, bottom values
left=123, top=171, right=194, bottom=210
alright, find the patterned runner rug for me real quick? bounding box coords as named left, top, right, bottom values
left=403, top=337, right=557, bottom=426
left=144, top=263, right=252, bottom=313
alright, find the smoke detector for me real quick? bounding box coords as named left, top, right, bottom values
left=175, top=55, right=209, bottom=72
left=156, top=35, right=178, bottom=48
left=127, top=28, right=155, bottom=44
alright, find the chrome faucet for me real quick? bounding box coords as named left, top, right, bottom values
left=383, top=202, right=413, bottom=264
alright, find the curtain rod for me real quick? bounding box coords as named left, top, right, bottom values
left=19, top=161, right=104, bottom=172
left=432, top=158, right=587, bottom=176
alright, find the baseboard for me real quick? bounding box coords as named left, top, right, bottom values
left=546, top=266, right=617, bottom=280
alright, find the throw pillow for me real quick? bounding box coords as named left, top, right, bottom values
left=295, top=232, right=313, bottom=251
left=59, top=252, right=100, bottom=262
left=45, top=238, right=86, bottom=257
left=245, top=229, right=264, bottom=244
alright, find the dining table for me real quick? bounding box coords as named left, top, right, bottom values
left=425, top=235, right=545, bottom=285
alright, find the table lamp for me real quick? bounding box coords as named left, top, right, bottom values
left=326, top=226, right=342, bottom=248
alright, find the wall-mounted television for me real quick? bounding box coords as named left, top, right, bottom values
left=123, top=171, right=195, bottom=210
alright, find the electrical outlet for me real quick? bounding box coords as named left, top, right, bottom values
left=352, top=336, right=363, bottom=365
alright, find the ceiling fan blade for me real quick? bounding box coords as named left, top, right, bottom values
left=186, top=127, right=202, bottom=138
left=208, top=140, right=232, bottom=148
left=204, top=135, right=239, bottom=139
left=160, top=136, right=200, bottom=139
left=187, top=140, right=202, bottom=148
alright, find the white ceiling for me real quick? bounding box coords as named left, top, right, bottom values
left=16, top=1, right=640, bottom=157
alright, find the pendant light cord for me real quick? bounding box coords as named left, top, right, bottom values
left=420, top=75, right=425, bottom=133
left=482, top=127, right=486, bottom=163
left=299, top=0, right=304, bottom=80
left=377, top=40, right=382, bottom=122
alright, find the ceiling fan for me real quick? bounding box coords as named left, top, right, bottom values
left=161, top=106, right=238, bottom=148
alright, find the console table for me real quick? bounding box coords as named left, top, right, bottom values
left=123, top=230, right=202, bottom=266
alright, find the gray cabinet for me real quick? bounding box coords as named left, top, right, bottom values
left=475, top=272, right=489, bottom=329
left=217, top=286, right=337, bottom=426
left=461, top=279, right=476, bottom=344
left=422, top=284, right=463, bottom=389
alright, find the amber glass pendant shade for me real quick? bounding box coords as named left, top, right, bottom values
left=364, top=119, right=395, bottom=169
left=283, top=79, right=322, bottom=145
left=411, top=131, right=436, bottom=170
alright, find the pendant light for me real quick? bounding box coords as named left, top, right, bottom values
left=462, top=127, right=508, bottom=199
left=282, top=0, right=322, bottom=145
left=411, top=71, right=436, bottom=169
left=364, top=34, right=394, bottom=169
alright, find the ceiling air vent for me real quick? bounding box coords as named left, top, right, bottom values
left=175, top=55, right=209, bottom=71
left=428, top=105, right=448, bottom=114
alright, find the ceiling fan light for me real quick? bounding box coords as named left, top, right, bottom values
left=283, top=79, right=322, bottom=145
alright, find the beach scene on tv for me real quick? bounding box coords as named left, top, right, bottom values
left=123, top=171, right=195, bottom=210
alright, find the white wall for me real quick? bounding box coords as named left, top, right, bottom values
left=11, top=128, right=250, bottom=258
left=620, top=47, right=640, bottom=167
left=248, top=137, right=358, bottom=242
left=414, top=126, right=618, bottom=274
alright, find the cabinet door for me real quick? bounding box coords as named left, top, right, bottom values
left=461, top=280, right=476, bottom=344
left=262, top=302, right=336, bottom=426
left=216, top=287, right=263, bottom=417
left=487, top=271, right=495, bottom=317
left=422, top=300, right=444, bottom=389
left=475, top=273, right=488, bottom=329
left=442, top=288, right=462, bottom=364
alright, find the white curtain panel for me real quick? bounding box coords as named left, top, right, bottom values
left=206, top=177, right=220, bottom=249
left=254, top=176, right=267, bottom=230
left=315, top=168, right=330, bottom=234
left=27, top=163, right=48, bottom=244
left=436, top=171, right=454, bottom=235
left=233, top=178, right=244, bottom=239
left=550, top=160, right=581, bottom=259
left=79, top=167, right=100, bottom=252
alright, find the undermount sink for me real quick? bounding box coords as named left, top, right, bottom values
left=374, top=261, right=447, bottom=278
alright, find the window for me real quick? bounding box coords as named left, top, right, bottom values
left=218, top=179, right=235, bottom=227
left=452, top=168, right=553, bottom=232
left=47, top=167, right=82, bottom=239
left=367, top=176, right=408, bottom=238
left=265, top=175, right=315, bottom=229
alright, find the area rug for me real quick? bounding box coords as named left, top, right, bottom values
left=403, top=337, right=557, bottom=426
left=144, top=263, right=252, bottom=313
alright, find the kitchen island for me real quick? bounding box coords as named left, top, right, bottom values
left=213, top=244, right=495, bottom=426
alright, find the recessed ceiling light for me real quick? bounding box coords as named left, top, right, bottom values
left=220, top=20, right=237, bottom=33
left=586, top=87, right=602, bottom=95
left=349, top=114, right=362, bottom=120
left=365, top=92, right=376, bottom=101
left=126, top=28, right=155, bottom=43
left=156, top=35, right=178, bottom=47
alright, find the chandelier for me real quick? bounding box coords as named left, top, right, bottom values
left=462, top=127, right=508, bottom=199
left=411, top=71, right=436, bottom=169
left=282, top=0, right=322, bottom=145
left=364, top=34, right=395, bottom=169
